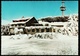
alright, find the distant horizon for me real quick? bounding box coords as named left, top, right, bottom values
left=1, top=1, right=78, bottom=25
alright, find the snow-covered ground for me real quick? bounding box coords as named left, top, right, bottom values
left=1, top=33, right=78, bottom=55
left=1, top=14, right=78, bottom=55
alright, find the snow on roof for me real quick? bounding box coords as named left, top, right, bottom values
left=38, top=21, right=69, bottom=27
left=13, top=17, right=33, bottom=21
left=25, top=17, right=33, bottom=19
left=25, top=26, right=52, bottom=29
left=38, top=21, right=49, bottom=24
left=25, top=18, right=31, bottom=23
left=10, top=17, right=34, bottom=25
left=10, top=21, right=26, bottom=24
left=49, top=22, right=66, bottom=25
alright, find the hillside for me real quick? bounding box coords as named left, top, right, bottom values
left=38, top=16, right=69, bottom=22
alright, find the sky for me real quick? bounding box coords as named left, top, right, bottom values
left=1, top=1, right=78, bottom=25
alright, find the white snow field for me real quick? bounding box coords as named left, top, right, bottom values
left=1, top=14, right=78, bottom=55
left=1, top=33, right=78, bottom=55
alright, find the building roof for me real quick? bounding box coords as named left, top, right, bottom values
left=10, top=17, right=34, bottom=25
left=13, top=17, right=33, bottom=21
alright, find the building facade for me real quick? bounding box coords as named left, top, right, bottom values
left=3, top=16, right=75, bottom=35
left=9, top=16, right=61, bottom=35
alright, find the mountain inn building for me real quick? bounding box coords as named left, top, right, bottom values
left=8, top=16, right=64, bottom=35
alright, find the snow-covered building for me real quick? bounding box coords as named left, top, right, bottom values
left=9, top=16, right=57, bottom=35
left=9, top=16, right=42, bottom=35
left=10, top=17, right=38, bottom=28
left=2, top=14, right=78, bottom=36
left=9, top=16, right=65, bottom=35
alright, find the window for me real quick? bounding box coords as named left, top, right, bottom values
left=22, top=24, right=24, bottom=26
left=20, top=24, right=21, bottom=26
left=53, top=29, right=55, bottom=32
left=46, top=28, right=49, bottom=32
left=41, top=29, right=44, bottom=32
left=36, top=29, right=39, bottom=32
left=45, top=24, right=49, bottom=26
left=15, top=25, right=17, bottom=27
left=11, top=24, right=14, bottom=26
left=18, top=24, right=20, bottom=26
left=13, top=25, right=15, bottom=27
left=32, top=29, right=35, bottom=32
left=27, top=29, right=30, bottom=32
left=18, top=28, right=20, bottom=29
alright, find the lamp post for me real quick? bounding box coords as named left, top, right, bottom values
left=60, top=1, right=66, bottom=17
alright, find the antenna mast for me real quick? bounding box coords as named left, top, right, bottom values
left=60, top=1, right=66, bottom=17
